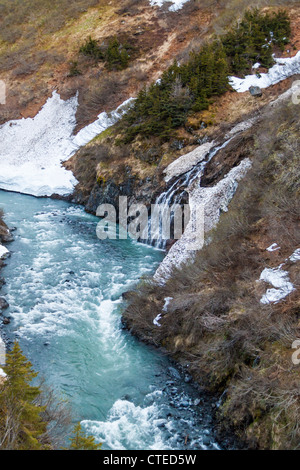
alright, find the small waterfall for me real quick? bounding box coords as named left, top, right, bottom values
left=149, top=139, right=232, bottom=249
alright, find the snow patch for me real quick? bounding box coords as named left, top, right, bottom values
left=290, top=248, right=300, bottom=262
left=163, top=297, right=173, bottom=312
left=73, top=98, right=134, bottom=148
left=0, top=92, right=133, bottom=197
left=153, top=297, right=173, bottom=326
left=0, top=91, right=78, bottom=197
left=155, top=159, right=252, bottom=281
left=0, top=368, right=6, bottom=378
left=267, top=243, right=280, bottom=252
left=153, top=314, right=162, bottom=327
left=164, top=141, right=215, bottom=183
left=0, top=244, right=9, bottom=259
left=229, top=51, right=300, bottom=92
left=260, top=266, right=294, bottom=304
left=149, top=0, right=190, bottom=11
left=225, top=118, right=257, bottom=139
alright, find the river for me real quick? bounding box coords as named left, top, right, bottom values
left=0, top=189, right=219, bottom=450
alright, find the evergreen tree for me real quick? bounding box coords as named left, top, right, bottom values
left=0, top=342, right=48, bottom=450
left=69, top=423, right=102, bottom=450
left=121, top=8, right=291, bottom=143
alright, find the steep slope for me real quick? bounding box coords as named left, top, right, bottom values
left=123, top=90, right=300, bottom=449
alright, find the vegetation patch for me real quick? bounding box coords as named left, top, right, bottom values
left=118, top=9, right=291, bottom=142
left=79, top=35, right=136, bottom=70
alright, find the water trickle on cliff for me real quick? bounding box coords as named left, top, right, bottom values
left=149, top=139, right=233, bottom=250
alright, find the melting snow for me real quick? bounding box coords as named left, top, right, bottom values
left=229, top=51, right=300, bottom=92
left=0, top=92, right=133, bottom=197
left=153, top=314, right=162, bottom=327
left=259, top=247, right=300, bottom=304
left=0, top=244, right=9, bottom=259
left=149, top=0, right=190, bottom=11
left=290, top=248, right=300, bottom=262
left=164, top=141, right=215, bottom=183
left=153, top=297, right=173, bottom=326
left=260, top=266, right=294, bottom=304
left=163, top=297, right=173, bottom=311
left=267, top=243, right=280, bottom=252
left=155, top=159, right=252, bottom=281
left=73, top=98, right=134, bottom=148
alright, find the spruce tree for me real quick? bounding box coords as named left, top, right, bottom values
left=69, top=423, right=102, bottom=450
left=0, top=342, right=48, bottom=450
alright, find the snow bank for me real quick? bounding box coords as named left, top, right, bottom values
left=164, top=141, right=215, bottom=183
left=150, top=0, right=190, bottom=12
left=0, top=91, right=78, bottom=197
left=260, top=266, right=294, bottom=304
left=73, top=98, right=134, bottom=148
left=0, top=92, right=133, bottom=197
left=155, top=159, right=252, bottom=281
left=229, top=51, right=300, bottom=92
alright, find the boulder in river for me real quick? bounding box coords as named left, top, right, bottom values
left=0, top=298, right=9, bottom=312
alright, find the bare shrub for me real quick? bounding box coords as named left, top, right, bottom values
left=76, top=75, right=124, bottom=128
